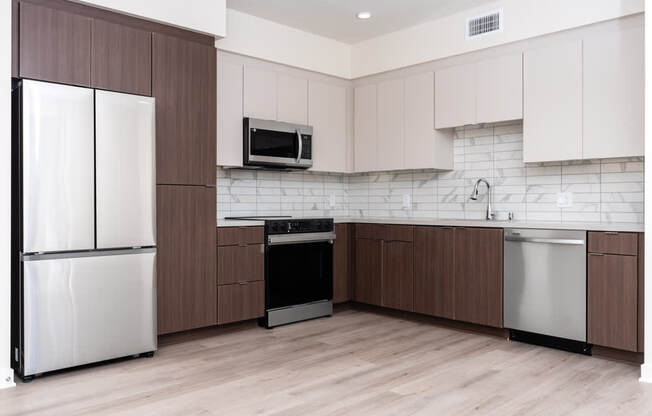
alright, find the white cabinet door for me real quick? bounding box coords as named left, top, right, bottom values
left=309, top=81, right=348, bottom=172
left=277, top=74, right=308, bottom=124
left=217, top=59, right=244, bottom=167
left=476, top=53, right=523, bottom=124
left=583, top=25, right=644, bottom=159
left=243, top=66, right=277, bottom=120
left=523, top=40, right=582, bottom=163
left=403, top=72, right=454, bottom=170
left=354, top=84, right=377, bottom=172
left=435, top=63, right=475, bottom=129
left=377, top=79, right=404, bottom=171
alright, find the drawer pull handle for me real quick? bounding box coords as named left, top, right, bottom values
left=238, top=281, right=248, bottom=285
left=605, top=232, right=619, bottom=235
left=589, top=253, right=604, bottom=256
left=238, top=243, right=248, bottom=247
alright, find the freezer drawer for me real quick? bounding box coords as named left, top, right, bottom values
left=96, top=90, right=156, bottom=248
left=504, top=228, right=587, bottom=342
left=21, top=80, right=95, bottom=253
left=22, top=250, right=157, bottom=376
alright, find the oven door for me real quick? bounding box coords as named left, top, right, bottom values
left=266, top=232, right=334, bottom=310
left=244, top=118, right=312, bottom=168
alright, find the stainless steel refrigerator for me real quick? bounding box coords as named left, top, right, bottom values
left=11, top=80, right=157, bottom=380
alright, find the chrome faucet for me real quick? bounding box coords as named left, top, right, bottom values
left=469, top=178, right=495, bottom=221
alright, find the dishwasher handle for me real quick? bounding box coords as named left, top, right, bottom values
left=504, top=236, right=585, bottom=245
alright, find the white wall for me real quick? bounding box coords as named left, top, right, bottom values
left=1, top=0, right=15, bottom=390
left=641, top=0, right=651, bottom=385
left=216, top=9, right=352, bottom=79
left=352, top=0, right=644, bottom=77
left=77, top=0, right=226, bottom=37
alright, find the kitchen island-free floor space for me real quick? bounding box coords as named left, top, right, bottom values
left=1, top=307, right=651, bottom=415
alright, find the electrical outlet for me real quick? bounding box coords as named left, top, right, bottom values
left=556, top=192, right=573, bottom=208
left=402, top=194, right=411, bottom=209
left=328, top=193, right=336, bottom=209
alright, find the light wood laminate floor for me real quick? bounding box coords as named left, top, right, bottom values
left=2, top=307, right=652, bottom=415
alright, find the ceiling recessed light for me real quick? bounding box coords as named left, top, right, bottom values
left=357, top=11, right=371, bottom=20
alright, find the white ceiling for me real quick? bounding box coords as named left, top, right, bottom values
left=226, top=0, right=500, bottom=44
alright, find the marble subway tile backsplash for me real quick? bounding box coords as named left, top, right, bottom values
left=217, top=121, right=644, bottom=225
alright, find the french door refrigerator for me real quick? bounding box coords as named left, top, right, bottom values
left=11, top=80, right=157, bottom=380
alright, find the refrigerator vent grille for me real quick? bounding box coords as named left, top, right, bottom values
left=466, top=10, right=502, bottom=39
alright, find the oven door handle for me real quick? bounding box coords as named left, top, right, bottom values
left=268, top=231, right=336, bottom=246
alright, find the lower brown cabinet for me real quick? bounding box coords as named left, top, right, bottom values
left=157, top=185, right=217, bottom=335
left=218, top=281, right=265, bottom=325
left=354, top=225, right=414, bottom=311
left=588, top=252, right=639, bottom=352
left=333, top=224, right=352, bottom=303
left=414, top=227, right=455, bottom=319
left=454, top=227, right=503, bottom=328
left=382, top=241, right=414, bottom=311
left=354, top=237, right=383, bottom=306
left=216, top=226, right=265, bottom=324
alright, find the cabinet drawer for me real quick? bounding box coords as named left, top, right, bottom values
left=588, top=231, right=638, bottom=255
left=217, top=244, right=264, bottom=285
left=356, top=224, right=385, bottom=240
left=218, top=226, right=264, bottom=246
left=217, top=281, right=265, bottom=325
left=385, top=225, right=414, bottom=242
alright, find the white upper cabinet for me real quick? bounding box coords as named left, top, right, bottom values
left=309, top=81, right=348, bottom=173
left=476, top=53, right=523, bottom=124
left=354, top=84, right=378, bottom=172
left=277, top=74, right=308, bottom=125
left=243, top=66, right=277, bottom=120
left=376, top=79, right=405, bottom=171
left=217, top=58, right=244, bottom=167
left=435, top=63, right=475, bottom=129
left=404, top=72, right=453, bottom=170
left=583, top=25, right=644, bottom=159
left=523, top=40, right=583, bottom=163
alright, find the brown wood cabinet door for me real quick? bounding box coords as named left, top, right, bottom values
left=157, top=185, right=217, bottom=334
left=19, top=2, right=91, bottom=86
left=217, top=244, right=264, bottom=285
left=588, top=253, right=638, bottom=351
left=152, top=33, right=216, bottom=185
left=454, top=228, right=503, bottom=328
left=354, top=238, right=382, bottom=306
left=382, top=241, right=414, bottom=312
left=91, top=19, right=152, bottom=95
left=217, top=281, right=265, bottom=325
left=333, top=224, right=352, bottom=303
left=414, top=227, right=455, bottom=319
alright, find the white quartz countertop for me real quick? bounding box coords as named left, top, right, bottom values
left=218, top=217, right=644, bottom=232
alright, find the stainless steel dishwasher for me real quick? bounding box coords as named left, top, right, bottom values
left=504, top=228, right=589, bottom=353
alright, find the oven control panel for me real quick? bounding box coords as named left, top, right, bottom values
left=266, top=218, right=334, bottom=235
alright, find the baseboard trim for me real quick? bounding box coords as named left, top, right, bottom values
left=0, top=367, right=15, bottom=389
left=640, top=363, right=652, bottom=383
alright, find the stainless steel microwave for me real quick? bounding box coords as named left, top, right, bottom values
left=243, top=118, right=313, bottom=169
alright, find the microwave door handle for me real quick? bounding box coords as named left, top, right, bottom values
left=296, top=130, right=302, bottom=163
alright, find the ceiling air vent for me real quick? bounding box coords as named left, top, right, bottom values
left=466, top=9, right=503, bottom=39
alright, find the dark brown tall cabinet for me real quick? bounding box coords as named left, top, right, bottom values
left=157, top=186, right=217, bottom=334
left=152, top=34, right=216, bottom=186
left=152, top=34, right=217, bottom=334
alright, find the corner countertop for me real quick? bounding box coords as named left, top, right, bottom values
left=217, top=217, right=644, bottom=232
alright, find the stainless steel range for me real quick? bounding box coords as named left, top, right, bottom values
left=225, top=217, right=335, bottom=328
